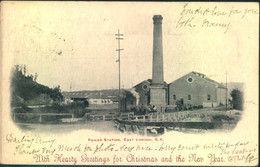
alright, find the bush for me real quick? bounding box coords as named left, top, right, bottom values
left=230, top=89, right=243, bottom=110
left=198, top=105, right=203, bottom=109
left=130, top=107, right=137, bottom=112
left=212, top=115, right=234, bottom=122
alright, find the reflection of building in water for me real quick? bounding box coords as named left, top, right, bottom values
left=168, top=71, right=227, bottom=107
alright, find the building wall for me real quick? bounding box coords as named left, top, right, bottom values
left=217, top=88, right=227, bottom=106
left=134, top=80, right=151, bottom=107
left=168, top=73, right=219, bottom=107
left=150, top=87, right=167, bottom=109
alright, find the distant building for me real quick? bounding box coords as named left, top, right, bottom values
left=62, top=90, right=117, bottom=105
left=168, top=71, right=227, bottom=107
left=88, top=98, right=113, bottom=105
left=62, top=89, right=136, bottom=111
left=62, top=92, right=88, bottom=104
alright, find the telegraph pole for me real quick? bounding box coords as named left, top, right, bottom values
left=220, top=82, right=222, bottom=106
left=69, top=82, right=72, bottom=103
left=115, top=30, right=124, bottom=113
left=225, top=70, right=228, bottom=111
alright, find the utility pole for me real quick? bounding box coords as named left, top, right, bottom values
left=70, top=82, right=72, bottom=103
left=225, top=70, right=228, bottom=111
left=220, top=82, right=222, bottom=106
left=115, top=30, right=124, bottom=113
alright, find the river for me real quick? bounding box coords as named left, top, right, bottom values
left=16, top=120, right=237, bottom=135
left=16, top=121, right=121, bottom=134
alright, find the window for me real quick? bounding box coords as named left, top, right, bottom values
left=188, top=95, right=191, bottom=100
left=207, top=95, right=211, bottom=101
left=173, top=95, right=176, bottom=100
left=187, top=77, right=193, bottom=83
left=143, top=84, right=148, bottom=90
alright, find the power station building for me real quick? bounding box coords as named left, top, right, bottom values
left=132, top=72, right=227, bottom=109
left=131, top=15, right=227, bottom=110
left=168, top=71, right=227, bottom=108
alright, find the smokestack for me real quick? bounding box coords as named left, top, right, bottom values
left=152, top=15, right=164, bottom=85
left=150, top=15, right=167, bottom=111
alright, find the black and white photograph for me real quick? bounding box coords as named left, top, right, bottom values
left=1, top=1, right=259, bottom=166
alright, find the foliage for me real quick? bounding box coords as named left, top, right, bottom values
left=69, top=101, right=88, bottom=117
left=11, top=65, right=63, bottom=107
left=212, top=115, right=234, bottom=122
left=230, top=89, right=243, bottom=110
left=124, top=90, right=136, bottom=99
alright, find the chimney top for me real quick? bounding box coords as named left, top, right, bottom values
left=153, top=15, right=163, bottom=24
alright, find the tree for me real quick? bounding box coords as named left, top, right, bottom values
left=23, top=65, right=27, bottom=75
left=11, top=65, right=64, bottom=105
left=230, top=89, right=243, bottom=110
left=34, top=73, right=38, bottom=81
left=52, top=85, right=63, bottom=101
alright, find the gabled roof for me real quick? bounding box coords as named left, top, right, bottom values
left=191, top=71, right=206, bottom=78
left=133, top=79, right=167, bottom=88
left=169, top=71, right=227, bottom=89
left=133, top=79, right=152, bottom=88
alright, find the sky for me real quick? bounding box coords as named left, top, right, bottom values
left=2, top=2, right=259, bottom=91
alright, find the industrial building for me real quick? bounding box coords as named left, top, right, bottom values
left=131, top=15, right=227, bottom=110
left=168, top=71, right=227, bottom=107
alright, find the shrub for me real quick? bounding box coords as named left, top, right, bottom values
left=198, top=105, right=203, bottom=109
left=230, top=89, right=243, bottom=110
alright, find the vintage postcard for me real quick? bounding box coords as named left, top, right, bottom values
left=0, top=1, right=259, bottom=166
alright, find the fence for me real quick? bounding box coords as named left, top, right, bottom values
left=85, top=112, right=135, bottom=122
left=123, top=111, right=212, bottom=123
left=13, top=113, right=74, bottom=123
left=87, top=114, right=116, bottom=121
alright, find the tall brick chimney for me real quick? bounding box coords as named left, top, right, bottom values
left=150, top=15, right=167, bottom=111
left=152, top=15, right=164, bottom=85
